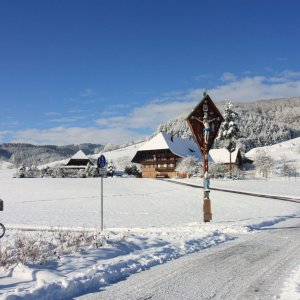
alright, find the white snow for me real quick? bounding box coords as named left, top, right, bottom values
left=137, top=132, right=170, bottom=151
left=0, top=161, right=14, bottom=170
left=0, top=171, right=299, bottom=299
left=71, top=150, right=90, bottom=160
left=246, top=137, right=300, bottom=166
left=0, top=137, right=300, bottom=299
left=280, top=264, right=300, bottom=300
left=134, top=132, right=202, bottom=160
left=91, top=142, right=143, bottom=162
left=209, top=148, right=239, bottom=164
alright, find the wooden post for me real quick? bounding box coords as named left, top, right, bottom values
left=203, top=148, right=212, bottom=222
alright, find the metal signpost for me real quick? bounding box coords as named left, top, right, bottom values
left=0, top=199, right=5, bottom=238
left=187, top=93, right=224, bottom=222
left=97, top=154, right=106, bottom=231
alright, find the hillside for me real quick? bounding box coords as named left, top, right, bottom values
left=0, top=143, right=103, bottom=167
left=245, top=136, right=300, bottom=175
left=155, top=97, right=300, bottom=152
left=90, top=142, right=144, bottom=171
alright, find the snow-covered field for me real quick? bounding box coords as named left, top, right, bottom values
left=0, top=170, right=299, bottom=299
left=245, top=136, right=300, bottom=173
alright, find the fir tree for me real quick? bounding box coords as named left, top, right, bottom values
left=216, top=101, right=240, bottom=178
left=106, top=161, right=116, bottom=177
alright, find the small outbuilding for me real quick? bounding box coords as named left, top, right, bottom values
left=66, top=150, right=94, bottom=167
left=209, top=148, right=243, bottom=169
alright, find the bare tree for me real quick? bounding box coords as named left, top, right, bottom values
left=175, top=156, right=201, bottom=178
left=254, top=151, right=274, bottom=180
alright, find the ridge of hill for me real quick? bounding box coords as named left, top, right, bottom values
left=0, top=143, right=103, bottom=167
left=155, top=97, right=300, bottom=152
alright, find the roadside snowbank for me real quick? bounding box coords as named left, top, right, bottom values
left=1, top=228, right=236, bottom=299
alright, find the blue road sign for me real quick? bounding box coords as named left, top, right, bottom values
left=97, top=155, right=106, bottom=168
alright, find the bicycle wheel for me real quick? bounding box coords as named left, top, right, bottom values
left=0, top=223, right=5, bottom=238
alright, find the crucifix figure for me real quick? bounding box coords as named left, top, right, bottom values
left=192, top=114, right=217, bottom=144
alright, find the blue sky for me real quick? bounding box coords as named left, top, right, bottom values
left=1, top=0, right=300, bottom=145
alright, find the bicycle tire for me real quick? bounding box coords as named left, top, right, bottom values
left=0, top=223, right=5, bottom=238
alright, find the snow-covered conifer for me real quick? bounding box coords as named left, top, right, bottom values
left=106, top=161, right=116, bottom=177
left=216, top=101, right=240, bottom=177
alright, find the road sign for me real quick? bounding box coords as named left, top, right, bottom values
left=97, top=154, right=106, bottom=168
left=186, top=94, right=224, bottom=154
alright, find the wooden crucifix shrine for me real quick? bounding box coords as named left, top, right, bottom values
left=187, top=93, right=224, bottom=222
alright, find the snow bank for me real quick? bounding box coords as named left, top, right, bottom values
left=1, top=228, right=236, bottom=299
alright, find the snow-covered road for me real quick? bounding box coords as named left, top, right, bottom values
left=78, top=217, right=300, bottom=300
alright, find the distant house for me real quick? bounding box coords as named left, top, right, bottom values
left=209, top=148, right=243, bottom=169
left=131, top=132, right=203, bottom=178
left=66, top=150, right=94, bottom=167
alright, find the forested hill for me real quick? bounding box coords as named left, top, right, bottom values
left=0, top=143, right=103, bottom=167
left=154, top=97, right=300, bottom=152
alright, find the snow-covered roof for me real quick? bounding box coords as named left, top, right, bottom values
left=66, top=150, right=94, bottom=166
left=209, top=148, right=240, bottom=164
left=71, top=150, right=89, bottom=160
left=132, top=132, right=203, bottom=162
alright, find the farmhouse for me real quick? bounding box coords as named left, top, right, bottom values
left=131, top=132, right=202, bottom=178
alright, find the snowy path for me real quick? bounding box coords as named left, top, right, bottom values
left=77, top=217, right=300, bottom=300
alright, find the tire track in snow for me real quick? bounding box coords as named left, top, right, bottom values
left=160, top=179, right=300, bottom=204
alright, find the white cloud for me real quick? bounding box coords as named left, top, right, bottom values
left=81, top=88, right=96, bottom=97
left=49, top=116, right=85, bottom=123
left=187, top=71, right=300, bottom=103
left=92, top=70, right=300, bottom=142
left=220, top=72, right=237, bottom=82
left=95, top=100, right=193, bottom=131
left=4, top=70, right=300, bottom=145
left=0, top=131, right=10, bottom=141
left=45, top=112, right=60, bottom=116
left=8, top=127, right=144, bottom=145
